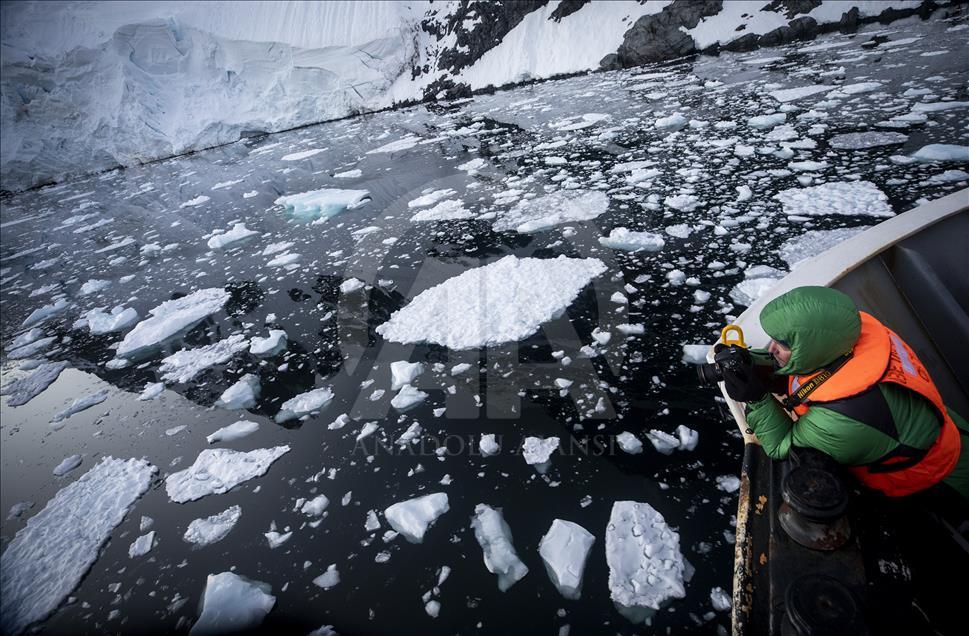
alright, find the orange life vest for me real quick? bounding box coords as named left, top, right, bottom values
left=787, top=312, right=961, bottom=497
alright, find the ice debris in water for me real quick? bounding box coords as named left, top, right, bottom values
left=911, top=144, right=969, bottom=162
left=780, top=227, right=867, bottom=270
left=773, top=181, right=893, bottom=218
left=711, top=586, right=732, bottom=611
left=384, top=493, right=450, bottom=543
left=681, top=344, right=709, bottom=365
left=184, top=506, right=242, bottom=547
left=390, top=385, right=428, bottom=411
left=828, top=131, right=908, bottom=150
left=206, top=420, right=260, bottom=444
left=21, top=299, right=70, bottom=328
left=215, top=374, right=260, bottom=410
left=52, top=454, right=83, bottom=476
left=274, top=188, right=370, bottom=219
left=616, top=432, right=643, bottom=455
left=159, top=334, right=249, bottom=384
left=522, top=436, right=560, bottom=470
left=207, top=223, right=259, bottom=249
left=471, top=504, right=529, bottom=592
left=84, top=306, right=139, bottom=334
left=117, top=288, right=229, bottom=359
left=716, top=475, right=741, bottom=493
left=1, top=361, right=69, bottom=407
left=606, top=501, right=689, bottom=623
left=339, top=278, right=365, bottom=293
left=538, top=519, right=595, bottom=600
left=301, top=494, right=330, bottom=517
left=128, top=531, right=155, bottom=558
left=598, top=227, right=665, bottom=252
left=190, top=572, right=275, bottom=635
left=729, top=265, right=787, bottom=307
left=492, top=190, right=608, bottom=233
left=138, top=382, right=165, bottom=401
left=165, top=446, right=290, bottom=503
left=376, top=255, right=606, bottom=349
left=390, top=361, right=424, bottom=390
left=312, top=564, right=341, bottom=590
left=50, top=389, right=109, bottom=426
left=249, top=329, right=287, bottom=357
left=0, top=457, right=154, bottom=636
left=479, top=434, right=500, bottom=457
left=275, top=387, right=334, bottom=423
left=410, top=199, right=473, bottom=222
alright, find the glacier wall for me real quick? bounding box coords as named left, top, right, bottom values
left=0, top=0, right=951, bottom=192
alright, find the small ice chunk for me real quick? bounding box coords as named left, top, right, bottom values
left=384, top=493, right=449, bottom=543
left=301, top=494, right=330, bottom=517
left=215, top=374, right=260, bottom=410
left=206, top=420, right=259, bottom=444
left=312, top=564, right=341, bottom=590
left=21, top=299, right=70, bottom=328
left=184, top=506, right=242, bottom=546
left=424, top=600, right=441, bottom=618
left=84, top=307, right=139, bottom=334
left=128, top=531, right=155, bottom=558
left=159, top=335, right=249, bottom=384
left=493, top=190, right=609, bottom=233
left=829, top=132, right=907, bottom=150
left=646, top=430, right=680, bottom=455
left=390, top=361, right=425, bottom=390
left=165, top=446, right=290, bottom=503
left=339, top=278, right=365, bottom=293
left=663, top=194, right=700, bottom=212
left=207, top=223, right=259, bottom=249
left=479, top=434, right=500, bottom=456
left=911, top=144, right=969, bottom=163
left=471, top=504, right=529, bottom=591
left=249, top=330, right=287, bottom=357
left=79, top=279, right=111, bottom=295
left=451, top=363, right=472, bottom=376
left=52, top=454, right=83, bottom=476
left=654, top=112, right=687, bottom=131
left=51, top=389, right=109, bottom=425
left=391, top=385, right=428, bottom=411
left=190, top=572, right=275, bottom=635
left=118, top=288, right=229, bottom=359
left=275, top=387, right=334, bottom=423
left=676, top=425, right=699, bottom=451
left=748, top=113, right=786, bottom=129
left=681, top=344, right=709, bottom=365
left=598, top=228, right=665, bottom=252
left=616, top=432, right=643, bottom=455
left=522, top=436, right=560, bottom=466
left=716, top=475, right=741, bottom=493
left=1, top=361, right=69, bottom=407
left=138, top=382, right=165, bottom=401
left=539, top=519, right=595, bottom=600
left=275, top=188, right=370, bottom=219
left=711, top=586, right=732, bottom=611
left=410, top=199, right=473, bottom=222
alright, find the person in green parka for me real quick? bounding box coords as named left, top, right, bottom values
left=721, top=286, right=969, bottom=503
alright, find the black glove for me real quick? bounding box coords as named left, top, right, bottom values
left=715, top=345, right=768, bottom=402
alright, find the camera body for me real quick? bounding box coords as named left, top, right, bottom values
left=696, top=344, right=750, bottom=385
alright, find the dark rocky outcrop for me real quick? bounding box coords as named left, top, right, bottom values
left=603, top=0, right=723, bottom=69
left=549, top=0, right=589, bottom=22
left=761, top=0, right=823, bottom=19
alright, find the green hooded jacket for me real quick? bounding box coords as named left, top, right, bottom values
left=745, top=286, right=969, bottom=501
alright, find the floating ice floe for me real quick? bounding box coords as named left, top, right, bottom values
left=165, top=446, right=290, bottom=503
left=828, top=132, right=908, bottom=150
left=376, top=255, right=606, bottom=349
left=52, top=454, right=83, bottom=476
left=410, top=199, right=473, bottom=222
left=911, top=144, right=969, bottom=162
left=184, top=506, right=242, bottom=547
left=493, top=190, right=609, bottom=233
left=117, top=288, right=229, bottom=359
left=681, top=344, right=709, bottom=365
left=275, top=387, right=334, bottom=423
left=711, top=586, right=732, bottom=611
left=408, top=189, right=455, bottom=208
left=663, top=194, right=700, bottom=212
left=676, top=425, right=699, bottom=452
left=281, top=148, right=324, bottom=161
left=85, top=306, right=139, bottom=334
left=249, top=330, right=287, bottom=357
left=384, top=493, right=449, bottom=543
left=729, top=264, right=787, bottom=307
left=471, top=504, right=529, bottom=592
left=391, top=385, right=428, bottom=411
left=716, top=475, right=742, bottom=493
left=128, top=531, right=155, bottom=558
left=179, top=195, right=210, bottom=208
left=774, top=181, right=892, bottom=218
left=340, top=278, right=366, bottom=293
left=458, top=158, right=487, bottom=174
left=333, top=168, right=362, bottom=179
left=190, top=572, right=275, bottom=635
left=138, top=382, right=165, bottom=401
left=390, top=361, right=424, bottom=390
left=301, top=494, right=330, bottom=517
left=51, top=389, right=109, bottom=426
left=207, top=223, right=259, bottom=249
left=780, top=227, right=867, bottom=270
left=598, top=228, right=665, bottom=252
left=312, top=564, right=341, bottom=590
left=768, top=85, right=835, bottom=102
left=159, top=334, right=249, bottom=384
left=7, top=336, right=56, bottom=359
left=539, top=519, right=595, bottom=600
left=479, top=434, right=501, bottom=457
left=616, top=432, right=643, bottom=455
left=79, top=279, right=111, bottom=295
left=654, top=112, right=687, bottom=131
left=206, top=420, right=260, bottom=444
left=646, top=430, right=681, bottom=455
left=0, top=457, right=154, bottom=636
left=366, top=134, right=422, bottom=154
left=829, top=81, right=882, bottom=96
left=215, top=374, right=260, bottom=410
left=274, top=188, right=370, bottom=219
left=22, top=299, right=70, bottom=328
left=747, top=113, right=786, bottom=129
left=522, top=436, right=560, bottom=470
left=1, top=361, right=69, bottom=407
left=606, top=501, right=690, bottom=623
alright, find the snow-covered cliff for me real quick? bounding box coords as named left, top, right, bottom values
left=0, top=0, right=950, bottom=192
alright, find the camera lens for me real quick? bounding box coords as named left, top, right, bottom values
left=696, top=362, right=722, bottom=386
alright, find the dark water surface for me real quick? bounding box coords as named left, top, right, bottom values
left=2, top=16, right=968, bottom=636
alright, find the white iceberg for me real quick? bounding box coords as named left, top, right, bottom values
left=165, top=446, right=290, bottom=503
left=190, top=572, right=275, bottom=635
left=159, top=334, right=249, bottom=384
left=275, top=387, right=334, bottom=423
left=376, top=255, right=606, bottom=349
left=384, top=493, right=449, bottom=543
left=184, top=506, right=242, bottom=547
left=646, top=430, right=681, bottom=455
left=606, top=501, right=689, bottom=623
left=538, top=519, right=595, bottom=600
left=118, top=288, right=229, bottom=359
left=471, top=504, right=529, bottom=592
left=0, top=457, right=154, bottom=636
left=275, top=188, right=370, bottom=219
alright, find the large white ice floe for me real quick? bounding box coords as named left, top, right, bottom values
left=606, top=501, right=690, bottom=623
left=384, top=493, right=450, bottom=543
left=207, top=223, right=259, bottom=249
left=0, top=457, right=154, bottom=635
left=275, top=387, right=334, bottom=423
left=911, top=144, right=969, bottom=162
left=538, top=519, right=595, bottom=600
left=165, top=446, right=290, bottom=503
left=190, top=572, right=275, bottom=635
left=1, top=361, right=69, bottom=407
left=376, top=255, right=606, bottom=349
left=215, top=374, right=261, bottom=410
left=274, top=188, right=370, bottom=219
left=184, top=506, right=242, bottom=547
left=471, top=504, right=529, bottom=592
left=117, top=288, right=229, bottom=358
left=773, top=181, right=893, bottom=218
left=598, top=227, right=665, bottom=252
left=492, top=190, right=608, bottom=233
left=159, top=334, right=249, bottom=383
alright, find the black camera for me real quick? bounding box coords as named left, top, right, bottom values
left=696, top=345, right=750, bottom=386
